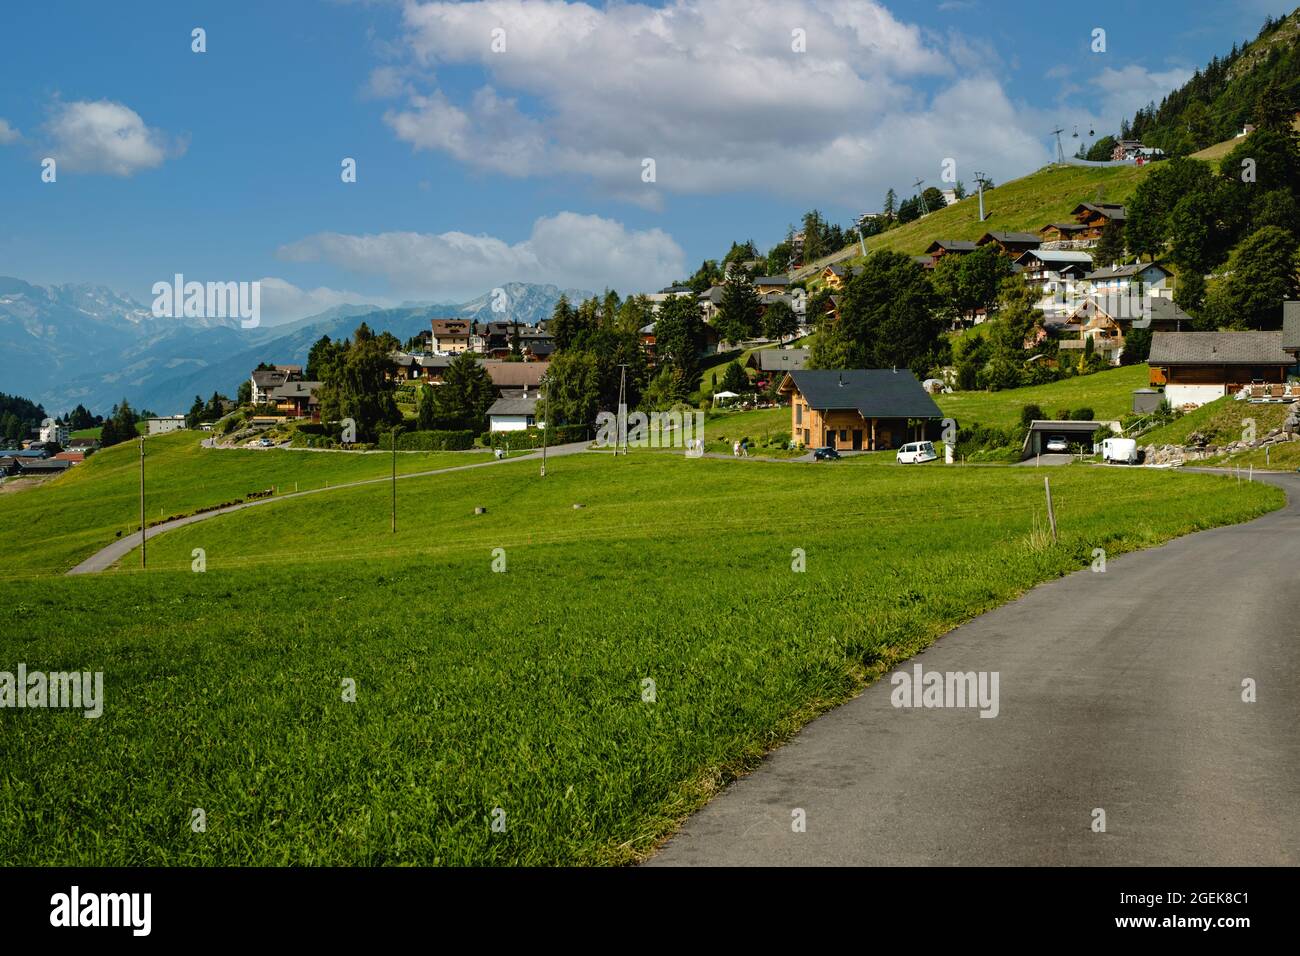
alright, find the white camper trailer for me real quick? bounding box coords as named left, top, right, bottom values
left=1100, top=437, right=1139, bottom=464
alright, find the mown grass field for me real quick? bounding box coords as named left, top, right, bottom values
left=0, top=432, right=490, bottom=576
left=0, top=450, right=1280, bottom=865
left=936, top=365, right=1150, bottom=429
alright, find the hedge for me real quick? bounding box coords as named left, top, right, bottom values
left=483, top=424, right=589, bottom=449
left=377, top=429, right=476, bottom=451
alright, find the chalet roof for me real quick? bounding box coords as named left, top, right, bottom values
left=754, top=275, right=789, bottom=287
left=924, top=240, right=978, bottom=254
left=1071, top=202, right=1127, bottom=222
left=482, top=361, right=549, bottom=389
left=66, top=438, right=100, bottom=449
left=1040, top=222, right=1089, bottom=233
left=1148, top=331, right=1292, bottom=366
left=750, top=348, right=809, bottom=372
left=487, top=395, right=539, bottom=417
left=978, top=231, right=1041, bottom=246
left=416, top=354, right=453, bottom=368
left=251, top=369, right=290, bottom=388
left=431, top=319, right=472, bottom=335
left=267, top=381, right=322, bottom=400
left=1283, top=302, right=1300, bottom=351
left=1018, top=249, right=1093, bottom=266
left=1146, top=297, right=1194, bottom=326
left=699, top=286, right=725, bottom=304
left=781, top=369, right=943, bottom=419
left=16, top=457, right=72, bottom=472
left=1085, top=261, right=1171, bottom=280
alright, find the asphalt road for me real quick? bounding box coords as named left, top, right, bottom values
left=65, top=442, right=591, bottom=575
left=651, top=469, right=1300, bottom=865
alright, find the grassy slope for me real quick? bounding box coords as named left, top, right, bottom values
left=937, top=365, right=1150, bottom=430
left=1142, top=396, right=1290, bottom=446
left=1190, top=117, right=1300, bottom=161
left=0, top=432, right=490, bottom=576
left=0, top=453, right=1280, bottom=865
left=847, top=164, right=1154, bottom=261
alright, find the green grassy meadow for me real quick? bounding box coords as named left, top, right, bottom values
left=0, top=432, right=490, bottom=576
left=0, top=449, right=1281, bottom=865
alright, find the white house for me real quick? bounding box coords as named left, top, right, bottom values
left=1083, top=261, right=1172, bottom=299
left=487, top=389, right=539, bottom=432
left=39, top=420, right=70, bottom=445
left=1015, top=249, right=1094, bottom=316
left=146, top=415, right=187, bottom=435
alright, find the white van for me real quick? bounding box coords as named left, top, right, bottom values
left=1101, top=437, right=1138, bottom=464
left=896, top=441, right=938, bottom=464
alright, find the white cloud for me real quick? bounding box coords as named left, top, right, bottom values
left=378, top=0, right=1046, bottom=205
left=277, top=212, right=686, bottom=299
left=0, top=118, right=20, bottom=144
left=42, top=99, right=184, bottom=175
left=1091, top=65, right=1194, bottom=127
left=255, top=277, right=387, bottom=326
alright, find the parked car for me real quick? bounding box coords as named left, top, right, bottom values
left=812, top=446, right=841, bottom=461
left=1045, top=434, right=1069, bottom=453
left=258, top=438, right=273, bottom=447
left=896, top=440, right=938, bottom=464
left=1100, top=437, right=1139, bottom=464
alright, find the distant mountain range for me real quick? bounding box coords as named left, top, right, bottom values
left=0, top=279, right=591, bottom=416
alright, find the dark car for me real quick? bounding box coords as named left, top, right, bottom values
left=813, top=446, right=841, bottom=461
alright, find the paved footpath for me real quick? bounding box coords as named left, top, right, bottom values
left=651, top=469, right=1300, bottom=865
left=66, top=442, right=590, bottom=575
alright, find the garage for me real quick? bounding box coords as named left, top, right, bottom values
left=1020, top=420, right=1107, bottom=460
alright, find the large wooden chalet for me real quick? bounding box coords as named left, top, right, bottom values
left=780, top=369, right=943, bottom=451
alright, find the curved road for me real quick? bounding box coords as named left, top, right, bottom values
left=66, top=442, right=591, bottom=575
left=651, top=470, right=1300, bottom=865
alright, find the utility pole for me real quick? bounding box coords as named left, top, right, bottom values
left=855, top=216, right=868, bottom=258
left=139, top=435, right=146, bottom=568
left=913, top=178, right=928, bottom=216
left=973, top=170, right=988, bottom=222
left=540, top=377, right=548, bottom=477
left=391, top=425, right=400, bottom=533
left=616, top=364, right=628, bottom=456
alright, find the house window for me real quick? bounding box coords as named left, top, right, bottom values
left=795, top=403, right=803, bottom=425
left=839, top=429, right=847, bottom=442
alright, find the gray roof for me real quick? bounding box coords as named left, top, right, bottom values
left=980, top=231, right=1041, bottom=245
left=1085, top=261, right=1171, bottom=281
left=751, top=348, right=810, bottom=372
left=1073, top=202, right=1127, bottom=221
left=754, top=275, right=789, bottom=287
left=1018, top=249, right=1093, bottom=266
left=925, top=240, right=978, bottom=253
left=487, top=395, right=538, bottom=416
left=267, top=381, right=321, bottom=400
left=1149, top=331, right=1293, bottom=366
left=1145, top=297, right=1194, bottom=326
left=783, top=369, right=943, bottom=419
left=1283, top=301, right=1300, bottom=350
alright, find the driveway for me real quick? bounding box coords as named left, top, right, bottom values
left=650, top=470, right=1300, bottom=865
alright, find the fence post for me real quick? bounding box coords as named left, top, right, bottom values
left=1044, top=476, right=1058, bottom=543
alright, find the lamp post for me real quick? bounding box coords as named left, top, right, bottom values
left=540, top=378, right=547, bottom=477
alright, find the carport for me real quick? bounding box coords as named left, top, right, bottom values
left=1020, top=420, right=1105, bottom=459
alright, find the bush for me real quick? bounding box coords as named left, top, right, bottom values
left=1020, top=404, right=1044, bottom=426
left=484, top=425, right=589, bottom=450
left=377, top=429, right=476, bottom=451
left=1072, top=407, right=1094, bottom=422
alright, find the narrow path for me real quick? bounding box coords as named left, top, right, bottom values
left=65, top=442, right=590, bottom=575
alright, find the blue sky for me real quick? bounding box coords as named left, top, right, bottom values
left=0, top=0, right=1291, bottom=322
